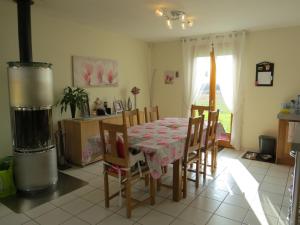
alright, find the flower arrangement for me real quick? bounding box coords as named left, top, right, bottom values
left=131, top=86, right=140, bottom=109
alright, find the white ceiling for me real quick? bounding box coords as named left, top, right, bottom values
left=33, top=0, right=300, bottom=42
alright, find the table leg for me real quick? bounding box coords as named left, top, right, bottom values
left=173, top=158, right=182, bottom=201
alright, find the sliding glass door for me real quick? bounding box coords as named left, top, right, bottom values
left=195, top=55, right=234, bottom=146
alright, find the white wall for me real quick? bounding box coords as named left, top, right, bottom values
left=151, top=41, right=183, bottom=118
left=150, top=26, right=300, bottom=151
left=0, top=1, right=150, bottom=157
left=242, top=27, right=300, bottom=150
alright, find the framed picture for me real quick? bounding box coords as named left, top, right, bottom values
left=113, top=100, right=124, bottom=114
left=164, top=71, right=175, bottom=84
left=255, top=62, right=274, bottom=86
left=72, top=56, right=118, bottom=87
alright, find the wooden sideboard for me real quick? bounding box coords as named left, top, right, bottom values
left=276, top=112, right=300, bottom=166
left=63, top=112, right=145, bottom=166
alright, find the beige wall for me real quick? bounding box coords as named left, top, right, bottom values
left=242, top=27, right=300, bottom=151
left=150, top=26, right=300, bottom=151
left=0, top=1, right=150, bottom=157
left=151, top=41, right=184, bottom=118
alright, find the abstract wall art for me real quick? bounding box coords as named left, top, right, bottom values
left=72, top=56, right=118, bottom=87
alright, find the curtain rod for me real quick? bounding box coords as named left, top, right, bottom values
left=181, top=30, right=246, bottom=42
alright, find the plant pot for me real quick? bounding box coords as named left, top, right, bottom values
left=70, top=104, right=76, bottom=118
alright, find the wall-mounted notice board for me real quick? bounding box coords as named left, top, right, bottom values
left=255, top=61, right=274, bottom=86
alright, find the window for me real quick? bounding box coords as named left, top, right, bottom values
left=195, top=55, right=233, bottom=134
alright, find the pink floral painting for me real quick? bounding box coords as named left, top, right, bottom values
left=164, top=71, right=175, bottom=84
left=73, top=56, right=118, bottom=87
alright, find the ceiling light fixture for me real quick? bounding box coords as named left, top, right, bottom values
left=155, top=8, right=193, bottom=30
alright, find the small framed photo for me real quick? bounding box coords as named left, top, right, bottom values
left=113, top=100, right=124, bottom=114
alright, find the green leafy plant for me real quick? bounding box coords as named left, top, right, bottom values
left=58, top=86, right=88, bottom=118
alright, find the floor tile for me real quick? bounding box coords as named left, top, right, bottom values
left=263, top=176, right=287, bottom=185
left=259, top=182, right=285, bottom=195
left=117, top=205, right=151, bottom=221
left=61, top=217, right=90, bottom=225
left=189, top=196, right=221, bottom=213
left=71, top=185, right=96, bottom=196
left=200, top=187, right=228, bottom=201
left=224, top=194, right=250, bottom=209
left=243, top=210, right=278, bottom=225
left=81, top=189, right=105, bottom=204
left=50, top=193, right=76, bottom=206
left=23, top=221, right=39, bottom=225
left=0, top=203, right=13, bottom=218
left=0, top=212, right=30, bottom=225
left=208, top=214, right=240, bottom=225
left=35, top=208, right=72, bottom=225
left=64, top=169, right=98, bottom=182
left=170, top=218, right=194, bottom=225
left=61, top=198, right=93, bottom=215
left=266, top=170, right=288, bottom=179
left=98, top=214, right=134, bottom=225
left=138, top=210, right=174, bottom=225
left=77, top=205, right=113, bottom=225
left=154, top=199, right=187, bottom=216
left=25, top=203, right=56, bottom=218
left=178, top=206, right=212, bottom=225
left=98, top=197, right=125, bottom=212
left=89, top=177, right=104, bottom=189
left=215, top=202, right=247, bottom=222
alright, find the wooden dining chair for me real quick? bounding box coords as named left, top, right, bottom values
left=182, top=115, right=205, bottom=198
left=99, top=121, right=155, bottom=218
left=144, top=106, right=159, bottom=123
left=190, top=105, right=211, bottom=117
left=122, top=109, right=140, bottom=127
left=201, top=110, right=220, bottom=177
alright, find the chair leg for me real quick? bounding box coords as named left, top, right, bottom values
left=157, top=178, right=161, bottom=191
left=150, top=176, right=156, bottom=205
left=145, top=174, right=149, bottom=187
left=125, top=177, right=132, bottom=218
left=104, top=172, right=109, bottom=208
left=182, top=166, right=187, bottom=198
left=195, top=160, right=199, bottom=188
left=204, top=151, right=207, bottom=180
left=214, top=145, right=218, bottom=169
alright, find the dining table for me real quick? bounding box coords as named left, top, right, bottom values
left=85, top=117, right=226, bottom=202
left=127, top=117, right=225, bottom=201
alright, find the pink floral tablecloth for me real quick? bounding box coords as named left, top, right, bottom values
left=127, top=117, right=225, bottom=179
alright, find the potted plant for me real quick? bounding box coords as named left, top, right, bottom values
left=58, top=86, right=88, bottom=118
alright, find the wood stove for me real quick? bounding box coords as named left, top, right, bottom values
left=7, top=0, right=58, bottom=192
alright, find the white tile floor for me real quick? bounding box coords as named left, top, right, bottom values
left=0, top=149, right=293, bottom=225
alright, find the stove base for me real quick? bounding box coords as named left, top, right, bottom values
left=14, top=147, right=58, bottom=192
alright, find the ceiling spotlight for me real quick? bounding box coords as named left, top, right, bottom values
left=166, top=19, right=172, bottom=29
left=180, top=13, right=185, bottom=22
left=187, top=20, right=193, bottom=27
left=155, top=9, right=164, bottom=17
left=155, top=8, right=194, bottom=30
left=181, top=22, right=186, bottom=30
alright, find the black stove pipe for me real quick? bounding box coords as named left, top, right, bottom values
left=16, top=0, right=33, bottom=62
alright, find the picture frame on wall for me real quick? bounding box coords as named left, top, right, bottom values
left=255, top=61, right=274, bottom=86
left=113, top=100, right=124, bottom=114
left=72, top=56, right=118, bottom=87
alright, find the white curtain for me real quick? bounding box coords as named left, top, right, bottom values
left=182, top=38, right=211, bottom=117
left=182, top=32, right=246, bottom=150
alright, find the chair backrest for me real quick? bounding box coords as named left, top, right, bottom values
left=183, top=116, right=205, bottom=164
left=144, top=106, right=159, bottom=123
left=204, top=110, right=219, bottom=150
left=191, top=105, right=211, bottom=117
left=99, top=121, right=129, bottom=168
left=122, top=109, right=140, bottom=127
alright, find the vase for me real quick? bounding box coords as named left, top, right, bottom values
left=127, top=97, right=132, bottom=110
left=70, top=104, right=76, bottom=118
